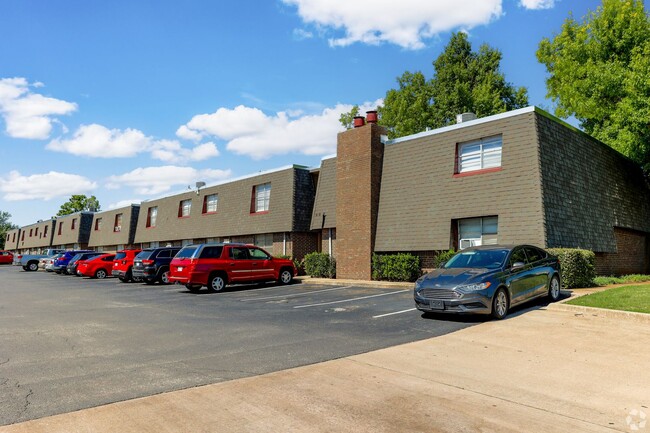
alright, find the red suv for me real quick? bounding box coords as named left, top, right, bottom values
left=169, top=243, right=296, bottom=293
left=111, top=249, right=142, bottom=282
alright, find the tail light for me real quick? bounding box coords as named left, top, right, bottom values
left=17, top=255, right=22, bottom=260
left=122, top=260, right=127, bottom=265
left=142, top=259, right=154, bottom=265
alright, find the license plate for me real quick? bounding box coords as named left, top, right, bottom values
left=177, top=267, right=183, bottom=271
left=429, top=300, right=444, bottom=310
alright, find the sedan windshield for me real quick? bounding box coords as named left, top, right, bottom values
left=444, top=249, right=508, bottom=269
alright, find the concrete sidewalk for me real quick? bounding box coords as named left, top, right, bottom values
left=2, top=305, right=648, bottom=433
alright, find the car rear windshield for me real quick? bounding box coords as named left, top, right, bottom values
left=444, top=249, right=508, bottom=269
left=175, top=247, right=198, bottom=259
left=135, top=250, right=154, bottom=260
left=115, top=252, right=127, bottom=260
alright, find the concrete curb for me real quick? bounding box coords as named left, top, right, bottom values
left=295, top=276, right=413, bottom=289
left=546, top=302, right=650, bottom=323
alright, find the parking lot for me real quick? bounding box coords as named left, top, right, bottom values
left=0, top=266, right=478, bottom=426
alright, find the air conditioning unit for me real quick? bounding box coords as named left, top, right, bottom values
left=114, top=226, right=121, bottom=232
left=459, top=238, right=482, bottom=250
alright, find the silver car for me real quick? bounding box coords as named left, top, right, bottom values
left=414, top=245, right=562, bottom=319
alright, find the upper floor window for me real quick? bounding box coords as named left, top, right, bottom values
left=29, top=229, right=33, bottom=237
left=203, top=194, right=218, bottom=214
left=44, top=225, right=48, bottom=236
left=95, top=218, right=102, bottom=231
left=114, top=213, right=123, bottom=232
left=58, top=222, right=62, bottom=235
left=253, top=183, right=271, bottom=213
left=178, top=199, right=192, bottom=218
left=35, top=227, right=39, bottom=237
left=21, top=231, right=25, bottom=241
left=71, top=218, right=77, bottom=230
left=146, top=206, right=158, bottom=228
left=457, top=135, right=502, bottom=174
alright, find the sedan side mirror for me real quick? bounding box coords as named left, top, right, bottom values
left=511, top=261, right=526, bottom=271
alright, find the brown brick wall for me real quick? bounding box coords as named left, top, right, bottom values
left=336, top=123, right=386, bottom=280
left=595, top=227, right=649, bottom=275
left=319, top=228, right=336, bottom=257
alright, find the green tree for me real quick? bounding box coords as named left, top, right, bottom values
left=57, top=195, right=101, bottom=216
left=537, top=0, right=650, bottom=170
left=0, top=211, right=19, bottom=249
left=339, top=105, right=360, bottom=130
left=374, top=32, right=528, bottom=138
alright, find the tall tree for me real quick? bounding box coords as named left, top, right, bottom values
left=0, top=211, right=19, bottom=249
left=373, top=32, right=528, bottom=138
left=57, top=195, right=101, bottom=216
left=537, top=0, right=650, bottom=170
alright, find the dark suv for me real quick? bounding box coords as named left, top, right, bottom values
left=169, top=243, right=296, bottom=292
left=66, top=252, right=103, bottom=276
left=132, top=247, right=181, bottom=284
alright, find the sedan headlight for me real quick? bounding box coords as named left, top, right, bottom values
left=456, top=282, right=491, bottom=292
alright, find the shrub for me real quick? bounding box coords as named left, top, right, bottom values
left=302, top=252, right=336, bottom=278
left=593, top=274, right=650, bottom=286
left=547, top=248, right=596, bottom=289
left=434, top=249, right=456, bottom=268
left=372, top=253, right=420, bottom=282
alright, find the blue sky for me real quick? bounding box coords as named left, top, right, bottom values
left=1, top=0, right=609, bottom=226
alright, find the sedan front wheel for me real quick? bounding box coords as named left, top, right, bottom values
left=491, top=289, right=509, bottom=320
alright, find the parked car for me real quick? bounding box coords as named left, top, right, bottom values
left=111, top=249, right=142, bottom=282
left=66, top=252, right=103, bottom=275
left=132, top=247, right=181, bottom=285
left=77, top=253, right=116, bottom=279
left=44, top=253, right=63, bottom=272
left=169, top=243, right=297, bottom=293
left=52, top=250, right=94, bottom=274
left=0, top=250, right=13, bottom=265
left=414, top=245, right=562, bottom=320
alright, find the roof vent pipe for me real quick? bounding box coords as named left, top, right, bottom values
left=353, top=116, right=366, bottom=128
left=366, top=110, right=378, bottom=124
left=456, top=112, right=477, bottom=124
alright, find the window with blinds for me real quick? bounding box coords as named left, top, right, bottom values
left=457, top=135, right=502, bottom=173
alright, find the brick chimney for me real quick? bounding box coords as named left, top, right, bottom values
left=336, top=116, right=386, bottom=280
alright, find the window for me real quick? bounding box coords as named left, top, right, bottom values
left=457, top=135, right=502, bottom=174
left=248, top=247, right=270, bottom=260
left=29, top=229, right=33, bottom=237
left=114, top=214, right=123, bottom=232
left=21, top=231, right=25, bottom=241
left=253, top=183, right=271, bottom=213
left=44, top=225, right=48, bottom=237
left=95, top=218, right=102, bottom=231
left=146, top=207, right=158, bottom=228
left=178, top=199, right=192, bottom=218
left=71, top=218, right=77, bottom=230
left=203, top=194, right=218, bottom=214
left=35, top=227, right=39, bottom=237
left=200, top=246, right=224, bottom=259
left=58, top=222, right=62, bottom=235
left=229, top=247, right=248, bottom=260
left=254, top=233, right=273, bottom=250
left=457, top=216, right=498, bottom=249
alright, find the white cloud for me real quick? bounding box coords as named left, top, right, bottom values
left=108, top=199, right=141, bottom=210
left=520, top=0, right=555, bottom=9
left=0, top=170, right=97, bottom=201
left=48, top=124, right=219, bottom=162
left=282, top=0, right=503, bottom=49
left=178, top=100, right=381, bottom=160
left=47, top=123, right=149, bottom=158
left=0, top=77, right=77, bottom=139
left=106, top=166, right=232, bottom=195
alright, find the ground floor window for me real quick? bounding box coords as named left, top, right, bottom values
left=254, top=233, right=274, bottom=251
left=456, top=216, right=498, bottom=249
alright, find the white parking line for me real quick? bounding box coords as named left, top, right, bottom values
left=372, top=308, right=417, bottom=319
left=240, top=286, right=353, bottom=302
left=293, top=290, right=408, bottom=309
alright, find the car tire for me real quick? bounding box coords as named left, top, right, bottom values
left=22, top=266, right=28, bottom=271
left=125, top=269, right=132, bottom=282
left=27, top=261, right=38, bottom=272
left=186, top=284, right=202, bottom=293
left=207, top=274, right=226, bottom=292
left=118, top=277, right=128, bottom=283
left=158, top=269, right=170, bottom=285
left=278, top=268, right=293, bottom=285
left=491, top=288, right=509, bottom=320
left=95, top=269, right=107, bottom=279
left=548, top=275, right=561, bottom=301
left=144, top=278, right=155, bottom=285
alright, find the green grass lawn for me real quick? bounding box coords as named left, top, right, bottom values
left=567, top=284, right=650, bottom=314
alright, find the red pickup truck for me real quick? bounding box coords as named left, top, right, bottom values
left=169, top=243, right=296, bottom=293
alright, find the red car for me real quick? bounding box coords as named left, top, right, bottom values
left=111, top=249, right=141, bottom=282
left=77, top=253, right=116, bottom=279
left=0, top=250, right=13, bottom=264
left=169, top=243, right=296, bottom=293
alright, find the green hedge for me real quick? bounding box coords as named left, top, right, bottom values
left=434, top=249, right=456, bottom=268
left=547, top=248, right=595, bottom=289
left=302, top=252, right=336, bottom=278
left=372, top=253, right=420, bottom=282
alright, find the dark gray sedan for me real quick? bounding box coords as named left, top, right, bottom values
left=414, top=245, right=561, bottom=319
